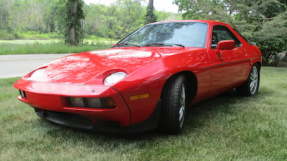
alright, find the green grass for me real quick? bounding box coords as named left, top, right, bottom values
left=0, top=67, right=287, bottom=161
left=0, top=34, right=117, bottom=55
left=17, top=31, right=62, bottom=40
left=0, top=30, right=59, bottom=40
left=0, top=30, right=117, bottom=41
left=0, top=39, right=61, bottom=44
left=0, top=42, right=112, bottom=55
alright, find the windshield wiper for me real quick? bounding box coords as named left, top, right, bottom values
left=143, top=43, right=185, bottom=48
left=113, top=43, right=141, bottom=47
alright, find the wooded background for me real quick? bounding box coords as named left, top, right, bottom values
left=0, top=0, right=286, bottom=65
left=0, top=0, right=175, bottom=40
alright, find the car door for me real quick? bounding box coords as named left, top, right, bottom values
left=208, top=25, right=249, bottom=94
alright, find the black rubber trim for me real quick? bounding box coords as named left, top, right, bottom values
left=34, top=103, right=161, bottom=134
left=35, top=108, right=94, bottom=130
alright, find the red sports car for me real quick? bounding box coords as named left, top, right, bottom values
left=14, top=20, right=262, bottom=134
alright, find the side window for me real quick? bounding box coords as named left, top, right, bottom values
left=211, top=25, right=242, bottom=48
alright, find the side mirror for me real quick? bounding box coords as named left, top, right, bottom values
left=217, top=40, right=235, bottom=50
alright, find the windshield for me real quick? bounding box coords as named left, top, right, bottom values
left=117, top=22, right=208, bottom=48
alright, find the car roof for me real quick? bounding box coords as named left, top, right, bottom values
left=150, top=20, right=229, bottom=26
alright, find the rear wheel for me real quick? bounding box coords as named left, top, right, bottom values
left=159, top=75, right=189, bottom=134
left=237, top=65, right=260, bottom=96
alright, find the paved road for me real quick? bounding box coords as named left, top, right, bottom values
left=0, top=54, right=69, bottom=78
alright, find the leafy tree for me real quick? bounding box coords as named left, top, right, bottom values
left=175, top=0, right=231, bottom=22
left=0, top=0, right=178, bottom=40
left=84, top=0, right=146, bottom=39
left=145, top=0, right=157, bottom=24
left=254, top=11, right=287, bottom=65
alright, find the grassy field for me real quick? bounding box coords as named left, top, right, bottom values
left=0, top=43, right=112, bottom=55
left=0, top=37, right=116, bottom=55
left=0, top=67, right=287, bottom=161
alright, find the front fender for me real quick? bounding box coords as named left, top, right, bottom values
left=112, top=59, right=168, bottom=125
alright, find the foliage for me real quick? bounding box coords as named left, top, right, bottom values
left=85, top=0, right=145, bottom=39
left=84, top=0, right=179, bottom=39
left=1, top=67, right=287, bottom=160
left=0, top=30, right=19, bottom=40
left=0, top=0, right=67, bottom=39
left=85, top=0, right=177, bottom=39
left=253, top=11, right=287, bottom=62
left=175, top=0, right=231, bottom=22
left=0, top=0, right=179, bottom=41
left=145, top=0, right=157, bottom=24
left=0, top=0, right=13, bottom=30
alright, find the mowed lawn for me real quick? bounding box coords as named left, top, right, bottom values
left=0, top=67, right=287, bottom=161
left=0, top=38, right=116, bottom=55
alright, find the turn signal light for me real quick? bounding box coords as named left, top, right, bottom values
left=65, top=97, right=116, bottom=109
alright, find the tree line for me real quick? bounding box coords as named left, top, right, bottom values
left=0, top=0, right=173, bottom=41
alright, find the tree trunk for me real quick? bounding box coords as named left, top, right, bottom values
left=65, top=0, right=84, bottom=46
left=145, top=0, right=157, bottom=24
left=70, top=1, right=77, bottom=45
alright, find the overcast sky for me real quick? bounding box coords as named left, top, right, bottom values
left=83, top=0, right=179, bottom=13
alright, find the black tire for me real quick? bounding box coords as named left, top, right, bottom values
left=159, top=75, right=189, bottom=134
left=237, top=65, right=260, bottom=96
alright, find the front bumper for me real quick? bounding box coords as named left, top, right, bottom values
left=15, top=80, right=131, bottom=127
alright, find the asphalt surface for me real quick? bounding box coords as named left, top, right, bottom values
left=0, top=54, right=69, bottom=78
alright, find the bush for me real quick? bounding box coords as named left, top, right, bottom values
left=0, top=30, right=18, bottom=40
left=253, top=12, right=287, bottom=66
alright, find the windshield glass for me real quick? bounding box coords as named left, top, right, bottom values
left=118, top=22, right=208, bottom=48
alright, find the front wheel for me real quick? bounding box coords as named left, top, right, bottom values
left=237, top=65, right=260, bottom=96
left=159, top=75, right=189, bottom=134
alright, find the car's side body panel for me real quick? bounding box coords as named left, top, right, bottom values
left=205, top=22, right=250, bottom=95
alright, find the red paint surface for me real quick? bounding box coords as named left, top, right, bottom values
left=14, top=20, right=262, bottom=126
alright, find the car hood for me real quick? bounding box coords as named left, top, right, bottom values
left=25, top=47, right=200, bottom=84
